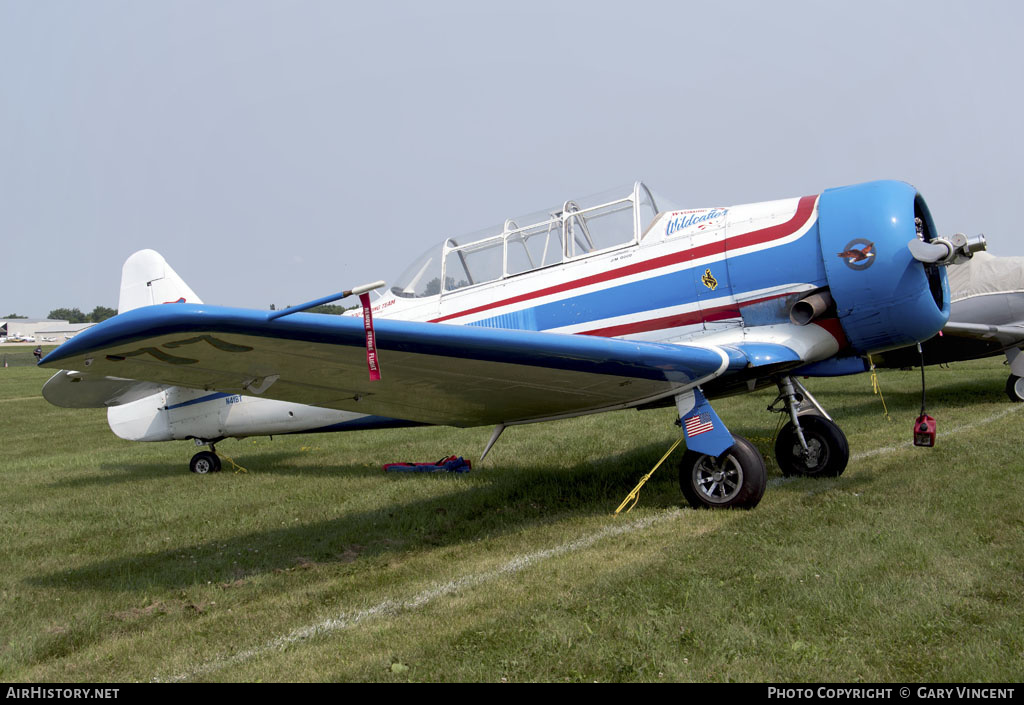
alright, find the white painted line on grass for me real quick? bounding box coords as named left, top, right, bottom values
left=0, top=396, right=43, bottom=403
left=849, top=403, right=1024, bottom=461
left=161, top=507, right=686, bottom=682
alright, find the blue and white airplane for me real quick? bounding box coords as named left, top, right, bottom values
left=40, top=180, right=982, bottom=509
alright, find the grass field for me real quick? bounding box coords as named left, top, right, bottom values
left=1, top=356, right=1022, bottom=682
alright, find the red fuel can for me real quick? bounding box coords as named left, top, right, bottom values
left=913, top=414, right=936, bottom=447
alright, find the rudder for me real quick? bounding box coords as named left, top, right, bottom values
left=118, top=249, right=203, bottom=313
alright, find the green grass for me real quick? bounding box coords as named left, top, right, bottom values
left=0, top=359, right=1021, bottom=682
left=0, top=345, right=55, bottom=368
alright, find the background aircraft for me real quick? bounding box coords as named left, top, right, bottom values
left=40, top=180, right=981, bottom=510
left=870, top=251, right=1024, bottom=400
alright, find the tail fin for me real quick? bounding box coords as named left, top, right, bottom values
left=118, top=249, right=203, bottom=313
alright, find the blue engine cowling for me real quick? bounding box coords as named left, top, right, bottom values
left=817, top=180, right=950, bottom=354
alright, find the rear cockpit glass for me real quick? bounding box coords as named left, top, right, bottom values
left=391, top=182, right=668, bottom=298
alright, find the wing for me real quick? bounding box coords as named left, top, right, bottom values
left=41, top=304, right=746, bottom=427
left=941, top=321, right=1024, bottom=348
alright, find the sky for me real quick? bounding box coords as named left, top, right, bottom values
left=1, top=1, right=1022, bottom=318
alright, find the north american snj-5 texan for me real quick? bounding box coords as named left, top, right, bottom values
left=40, top=180, right=985, bottom=510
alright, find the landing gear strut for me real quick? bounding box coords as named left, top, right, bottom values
left=678, top=434, right=767, bottom=510
left=189, top=443, right=222, bottom=474
left=770, top=376, right=849, bottom=477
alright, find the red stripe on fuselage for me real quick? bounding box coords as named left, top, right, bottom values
left=810, top=317, right=849, bottom=350
left=578, top=292, right=795, bottom=338
left=428, top=195, right=818, bottom=325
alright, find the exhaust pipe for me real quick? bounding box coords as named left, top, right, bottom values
left=790, top=291, right=834, bottom=326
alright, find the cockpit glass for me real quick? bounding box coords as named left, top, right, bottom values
left=391, top=245, right=443, bottom=298
left=390, top=182, right=670, bottom=298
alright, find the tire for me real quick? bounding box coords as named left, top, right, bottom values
left=190, top=450, right=221, bottom=474
left=1006, top=374, right=1024, bottom=403
left=679, top=435, right=767, bottom=510
left=774, top=415, right=849, bottom=478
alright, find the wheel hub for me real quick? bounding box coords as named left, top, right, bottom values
left=694, top=456, right=743, bottom=504
left=800, top=438, right=825, bottom=468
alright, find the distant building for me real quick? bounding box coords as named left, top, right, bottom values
left=0, top=319, right=96, bottom=341
left=35, top=321, right=97, bottom=341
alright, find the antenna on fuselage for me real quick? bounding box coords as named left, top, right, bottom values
left=266, top=280, right=387, bottom=321
left=266, top=280, right=388, bottom=382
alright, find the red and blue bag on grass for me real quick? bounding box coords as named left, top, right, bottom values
left=383, top=455, right=472, bottom=473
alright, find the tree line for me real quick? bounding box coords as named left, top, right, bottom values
left=45, top=306, right=118, bottom=323
left=269, top=304, right=355, bottom=315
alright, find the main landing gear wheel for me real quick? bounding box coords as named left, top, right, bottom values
left=774, top=414, right=849, bottom=478
left=1006, top=374, right=1024, bottom=403
left=679, top=434, right=767, bottom=510
left=190, top=450, right=222, bottom=474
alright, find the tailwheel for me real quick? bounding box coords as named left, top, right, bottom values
left=189, top=450, right=222, bottom=474
left=1005, top=374, right=1024, bottom=403
left=679, top=434, right=767, bottom=510
left=774, top=414, right=849, bottom=477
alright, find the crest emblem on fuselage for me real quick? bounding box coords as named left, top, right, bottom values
left=701, top=269, right=718, bottom=290
left=838, top=239, right=875, bottom=270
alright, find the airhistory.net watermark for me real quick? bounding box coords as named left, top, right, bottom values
left=6, top=688, right=118, bottom=700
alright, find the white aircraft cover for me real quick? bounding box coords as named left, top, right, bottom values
left=948, top=251, right=1024, bottom=302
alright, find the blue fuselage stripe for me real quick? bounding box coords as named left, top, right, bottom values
left=291, top=416, right=428, bottom=434
left=466, top=225, right=826, bottom=332
left=165, top=392, right=232, bottom=410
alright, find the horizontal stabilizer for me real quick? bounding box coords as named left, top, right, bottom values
left=42, top=370, right=165, bottom=408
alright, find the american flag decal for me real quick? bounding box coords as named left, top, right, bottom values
left=684, top=412, right=714, bottom=437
